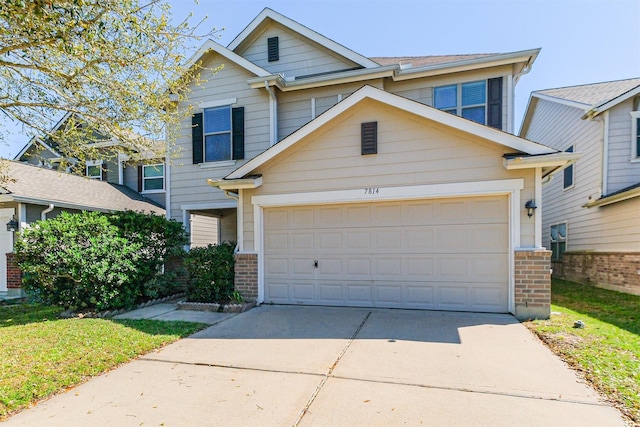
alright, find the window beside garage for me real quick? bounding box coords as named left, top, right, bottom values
left=550, top=223, right=567, bottom=261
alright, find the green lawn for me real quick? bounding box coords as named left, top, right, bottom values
left=525, top=279, right=640, bottom=424
left=0, top=303, right=207, bottom=419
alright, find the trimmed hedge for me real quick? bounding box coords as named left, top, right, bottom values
left=184, top=242, right=236, bottom=303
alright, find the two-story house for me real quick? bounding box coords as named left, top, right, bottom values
left=169, top=8, right=577, bottom=318
left=521, top=77, right=640, bottom=296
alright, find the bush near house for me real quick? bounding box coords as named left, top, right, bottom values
left=183, top=242, right=236, bottom=302
left=14, top=211, right=188, bottom=311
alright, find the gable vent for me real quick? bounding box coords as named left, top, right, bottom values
left=361, top=121, right=378, bottom=155
left=268, top=36, right=279, bottom=62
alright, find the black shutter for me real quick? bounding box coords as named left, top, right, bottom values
left=232, top=107, right=245, bottom=160
left=268, top=36, right=279, bottom=62
left=192, top=113, right=203, bottom=164
left=137, top=165, right=143, bottom=192
left=487, top=77, right=503, bottom=130
left=101, top=163, right=107, bottom=181
left=361, top=122, right=377, bottom=155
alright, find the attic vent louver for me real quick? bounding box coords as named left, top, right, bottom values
left=268, top=37, right=279, bottom=62
left=361, top=122, right=377, bottom=155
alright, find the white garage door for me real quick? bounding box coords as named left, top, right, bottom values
left=264, top=196, right=509, bottom=313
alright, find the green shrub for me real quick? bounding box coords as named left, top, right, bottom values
left=14, top=210, right=189, bottom=311
left=184, top=242, right=236, bottom=302
left=15, top=211, right=142, bottom=310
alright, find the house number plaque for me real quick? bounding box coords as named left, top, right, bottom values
left=364, top=188, right=380, bottom=195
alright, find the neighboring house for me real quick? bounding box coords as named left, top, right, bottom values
left=14, top=112, right=167, bottom=209
left=0, top=161, right=164, bottom=299
left=169, top=8, right=577, bottom=318
left=521, top=77, right=640, bottom=296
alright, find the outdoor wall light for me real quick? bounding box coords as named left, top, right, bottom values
left=525, top=200, right=537, bottom=218
left=6, top=216, right=18, bottom=232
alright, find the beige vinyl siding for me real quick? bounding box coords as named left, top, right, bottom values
left=241, top=98, right=535, bottom=251
left=384, top=67, right=512, bottom=130
left=238, top=22, right=360, bottom=78
left=278, top=82, right=374, bottom=141
left=169, top=53, right=271, bottom=221
left=19, top=144, right=59, bottom=165
left=189, top=214, right=219, bottom=248
left=122, top=163, right=165, bottom=208
left=606, top=99, right=640, bottom=193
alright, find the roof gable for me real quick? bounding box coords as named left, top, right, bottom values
left=182, top=39, right=271, bottom=80
left=227, top=85, right=556, bottom=180
left=227, top=8, right=379, bottom=70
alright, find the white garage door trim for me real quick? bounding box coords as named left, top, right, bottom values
left=252, top=179, right=524, bottom=314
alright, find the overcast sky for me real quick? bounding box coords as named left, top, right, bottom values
left=2, top=0, right=638, bottom=158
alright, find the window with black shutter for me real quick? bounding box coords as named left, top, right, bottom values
left=361, top=122, right=377, bottom=155
left=487, top=77, right=503, bottom=130
left=192, top=106, right=245, bottom=164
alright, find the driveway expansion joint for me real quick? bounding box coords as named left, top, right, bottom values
left=292, top=311, right=372, bottom=427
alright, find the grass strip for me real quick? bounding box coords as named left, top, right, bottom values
left=524, top=279, right=640, bottom=424
left=0, top=303, right=207, bottom=419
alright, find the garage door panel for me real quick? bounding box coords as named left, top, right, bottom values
left=264, top=196, right=509, bottom=313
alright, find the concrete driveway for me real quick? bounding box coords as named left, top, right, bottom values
left=5, top=306, right=626, bottom=426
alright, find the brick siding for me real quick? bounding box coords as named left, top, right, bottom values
left=553, top=251, right=640, bottom=296
left=6, top=253, right=22, bottom=289
left=514, top=250, right=551, bottom=319
left=234, top=252, right=258, bottom=301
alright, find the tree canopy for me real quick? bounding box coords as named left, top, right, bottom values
left=0, top=0, right=214, bottom=167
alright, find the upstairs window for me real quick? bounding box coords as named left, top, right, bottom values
left=192, top=104, right=244, bottom=165
left=204, top=106, right=232, bottom=162
left=550, top=223, right=567, bottom=261
left=86, top=160, right=103, bottom=180
left=434, top=81, right=486, bottom=124
left=631, top=111, right=640, bottom=159
left=433, top=78, right=503, bottom=129
left=141, top=163, right=164, bottom=192
left=563, top=145, right=574, bottom=190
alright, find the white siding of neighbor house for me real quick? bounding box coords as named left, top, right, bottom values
left=240, top=99, right=536, bottom=252
left=238, top=22, right=361, bottom=78
left=169, top=52, right=271, bottom=222
left=526, top=98, right=640, bottom=251
left=606, top=98, right=640, bottom=193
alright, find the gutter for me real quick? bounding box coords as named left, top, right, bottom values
left=264, top=81, right=278, bottom=146
left=206, top=176, right=262, bottom=190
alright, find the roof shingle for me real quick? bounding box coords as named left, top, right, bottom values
left=536, top=77, right=640, bottom=107
left=1, top=161, right=164, bottom=214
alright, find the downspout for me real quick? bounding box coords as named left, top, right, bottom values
left=510, top=62, right=533, bottom=134
left=601, top=111, right=610, bottom=196
left=223, top=190, right=241, bottom=253
left=265, top=81, right=278, bottom=146
left=41, top=204, right=54, bottom=221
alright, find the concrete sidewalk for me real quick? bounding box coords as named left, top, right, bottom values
left=112, top=302, right=236, bottom=325
left=5, top=306, right=627, bottom=426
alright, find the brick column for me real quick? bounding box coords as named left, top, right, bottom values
left=6, top=253, right=22, bottom=289
left=234, top=252, right=258, bottom=302
left=514, top=249, right=551, bottom=320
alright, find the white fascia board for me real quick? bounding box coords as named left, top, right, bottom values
left=247, top=66, right=396, bottom=91
left=228, top=8, right=379, bottom=69
left=588, top=84, right=640, bottom=118
left=227, top=86, right=555, bottom=180
left=207, top=176, right=262, bottom=190
left=185, top=39, right=271, bottom=78
left=582, top=186, right=640, bottom=208
left=532, top=92, right=590, bottom=111
left=14, top=137, right=62, bottom=161
left=504, top=152, right=580, bottom=170
left=0, top=194, right=116, bottom=213
left=393, top=49, right=540, bottom=81
left=180, top=200, right=237, bottom=211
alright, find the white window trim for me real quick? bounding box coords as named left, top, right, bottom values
left=203, top=105, right=234, bottom=163
left=549, top=222, right=568, bottom=261
left=86, top=160, right=103, bottom=180
left=141, top=163, right=165, bottom=194
left=630, top=111, right=640, bottom=162
left=199, top=97, right=237, bottom=109
left=562, top=144, right=575, bottom=191
left=199, top=160, right=237, bottom=169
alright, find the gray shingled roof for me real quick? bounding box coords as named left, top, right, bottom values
left=1, top=161, right=164, bottom=214
left=369, top=54, right=496, bottom=68
left=536, top=77, right=640, bottom=107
